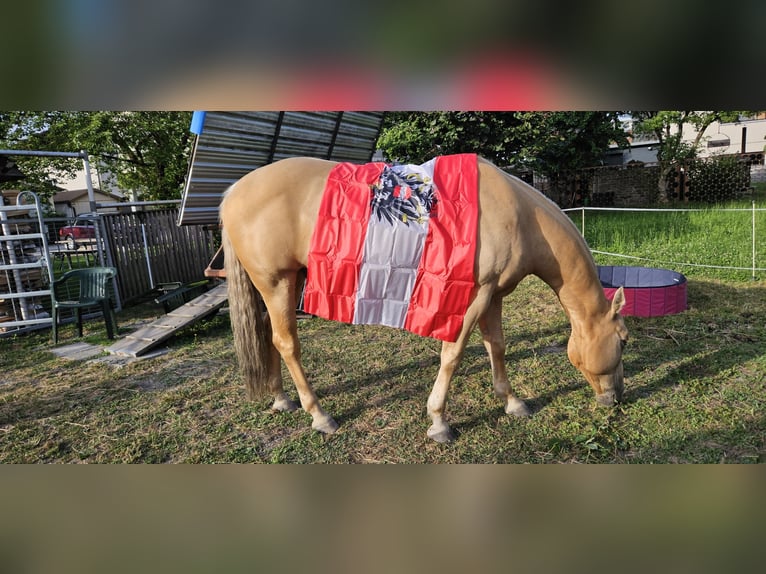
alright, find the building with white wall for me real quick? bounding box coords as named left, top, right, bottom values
left=58, top=163, right=124, bottom=196
left=683, top=115, right=766, bottom=158
left=606, top=113, right=766, bottom=166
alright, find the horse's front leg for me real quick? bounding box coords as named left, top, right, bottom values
left=478, top=295, right=530, bottom=418
left=426, top=288, right=491, bottom=443
left=427, top=339, right=467, bottom=443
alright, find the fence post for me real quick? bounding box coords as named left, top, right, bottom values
left=753, top=200, right=757, bottom=281
left=141, top=223, right=155, bottom=290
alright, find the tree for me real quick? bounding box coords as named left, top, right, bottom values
left=377, top=112, right=524, bottom=165
left=0, top=112, right=82, bottom=201
left=630, top=111, right=745, bottom=201
left=0, top=111, right=193, bottom=202
left=378, top=111, right=625, bottom=170
left=377, top=111, right=627, bottom=206
left=512, top=111, right=628, bottom=177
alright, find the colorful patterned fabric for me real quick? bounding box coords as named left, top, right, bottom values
left=303, top=153, right=478, bottom=341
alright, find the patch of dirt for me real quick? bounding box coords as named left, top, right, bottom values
left=129, top=378, right=169, bottom=392
left=539, top=344, right=566, bottom=355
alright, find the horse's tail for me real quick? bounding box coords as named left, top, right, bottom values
left=222, top=226, right=272, bottom=399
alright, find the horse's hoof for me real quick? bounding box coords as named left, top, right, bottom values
left=427, top=424, right=455, bottom=443
left=506, top=398, right=531, bottom=417
left=271, top=397, right=299, bottom=412
left=595, top=392, right=617, bottom=407
left=312, top=415, right=339, bottom=435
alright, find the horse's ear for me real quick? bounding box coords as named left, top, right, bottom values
left=611, top=286, right=626, bottom=317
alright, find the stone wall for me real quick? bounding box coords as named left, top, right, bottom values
left=529, top=156, right=760, bottom=208
left=751, top=165, right=766, bottom=184
left=532, top=165, right=659, bottom=207
left=588, top=164, right=660, bottom=207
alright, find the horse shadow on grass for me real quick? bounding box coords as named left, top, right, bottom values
left=619, top=279, right=766, bottom=404
left=314, top=320, right=579, bottom=429
left=313, top=279, right=766, bottom=457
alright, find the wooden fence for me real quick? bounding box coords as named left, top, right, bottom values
left=100, top=208, right=217, bottom=304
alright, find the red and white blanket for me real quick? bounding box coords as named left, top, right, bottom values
left=303, top=153, right=478, bottom=341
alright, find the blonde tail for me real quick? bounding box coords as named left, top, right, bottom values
left=222, top=227, right=272, bottom=399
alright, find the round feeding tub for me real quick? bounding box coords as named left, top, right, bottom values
left=598, top=266, right=687, bottom=317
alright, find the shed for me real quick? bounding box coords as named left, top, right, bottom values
left=52, top=188, right=123, bottom=217
left=178, top=111, right=385, bottom=226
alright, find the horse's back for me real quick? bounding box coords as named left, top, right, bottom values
left=221, top=157, right=337, bottom=272
left=224, top=156, right=335, bottom=211
left=220, top=154, right=578, bottom=287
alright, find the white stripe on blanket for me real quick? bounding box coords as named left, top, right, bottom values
left=353, top=158, right=436, bottom=328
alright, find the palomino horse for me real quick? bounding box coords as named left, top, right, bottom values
left=220, top=156, right=628, bottom=443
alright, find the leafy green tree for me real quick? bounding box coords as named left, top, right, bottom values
left=0, top=112, right=82, bottom=200
left=513, top=111, right=628, bottom=177
left=377, top=112, right=523, bottom=165
left=630, top=111, right=745, bottom=201
left=377, top=111, right=626, bottom=173
left=0, top=111, right=193, bottom=202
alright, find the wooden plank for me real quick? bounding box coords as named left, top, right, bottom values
left=106, top=283, right=228, bottom=357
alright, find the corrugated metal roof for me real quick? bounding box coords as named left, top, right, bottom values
left=178, top=111, right=385, bottom=225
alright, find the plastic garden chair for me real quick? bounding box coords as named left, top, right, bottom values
left=51, top=267, right=118, bottom=343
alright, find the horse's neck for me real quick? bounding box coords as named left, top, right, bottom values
left=555, top=268, right=608, bottom=327
left=494, top=165, right=609, bottom=326
left=531, top=210, right=608, bottom=326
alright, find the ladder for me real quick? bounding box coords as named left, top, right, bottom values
left=0, top=191, right=54, bottom=334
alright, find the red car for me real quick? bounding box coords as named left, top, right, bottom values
left=59, top=215, right=96, bottom=249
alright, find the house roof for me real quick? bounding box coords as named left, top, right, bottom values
left=52, top=188, right=122, bottom=203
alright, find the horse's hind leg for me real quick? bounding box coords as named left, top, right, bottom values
left=262, top=314, right=298, bottom=413
left=260, top=274, right=338, bottom=434
left=261, top=270, right=307, bottom=412
left=478, top=295, right=530, bottom=418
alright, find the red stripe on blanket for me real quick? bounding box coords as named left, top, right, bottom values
left=404, top=154, right=478, bottom=340
left=303, top=161, right=385, bottom=323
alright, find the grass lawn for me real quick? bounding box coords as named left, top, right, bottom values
left=1, top=273, right=764, bottom=463
left=572, top=202, right=766, bottom=282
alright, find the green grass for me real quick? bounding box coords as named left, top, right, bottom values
left=2, top=274, right=764, bottom=463
left=569, top=197, right=766, bottom=281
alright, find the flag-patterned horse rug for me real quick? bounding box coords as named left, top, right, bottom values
left=303, top=153, right=478, bottom=342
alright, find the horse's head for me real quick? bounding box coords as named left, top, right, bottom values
left=567, top=287, right=629, bottom=406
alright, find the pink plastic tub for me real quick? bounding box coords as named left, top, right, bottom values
left=598, top=266, right=687, bottom=317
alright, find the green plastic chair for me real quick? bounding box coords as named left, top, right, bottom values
left=51, top=267, right=118, bottom=343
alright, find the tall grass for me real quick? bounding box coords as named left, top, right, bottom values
left=568, top=199, right=766, bottom=281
